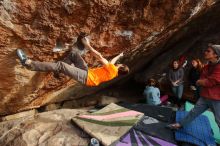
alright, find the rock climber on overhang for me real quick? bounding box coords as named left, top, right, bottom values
left=16, top=34, right=129, bottom=86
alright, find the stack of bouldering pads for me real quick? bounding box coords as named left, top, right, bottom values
left=71, top=103, right=217, bottom=146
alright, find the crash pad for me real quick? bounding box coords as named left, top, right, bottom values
left=175, top=111, right=216, bottom=146
left=119, top=103, right=175, bottom=122
left=185, top=101, right=220, bottom=144
left=134, top=116, right=177, bottom=144
left=71, top=103, right=144, bottom=146
left=112, top=129, right=177, bottom=146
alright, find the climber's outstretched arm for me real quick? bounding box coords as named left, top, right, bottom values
left=110, top=52, right=124, bottom=65
left=82, top=38, right=109, bottom=65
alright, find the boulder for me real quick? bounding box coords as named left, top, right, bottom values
left=1, top=109, right=37, bottom=122
left=0, top=0, right=219, bottom=115
left=0, top=109, right=90, bottom=146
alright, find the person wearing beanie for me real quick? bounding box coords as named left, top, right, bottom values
left=209, top=44, right=220, bottom=57
left=167, top=43, right=220, bottom=129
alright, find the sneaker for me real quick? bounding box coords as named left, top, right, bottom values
left=16, top=49, right=28, bottom=65
left=190, top=86, right=197, bottom=91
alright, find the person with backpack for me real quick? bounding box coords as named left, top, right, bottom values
left=167, top=44, right=220, bottom=129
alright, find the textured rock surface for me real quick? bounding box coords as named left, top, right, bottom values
left=0, top=109, right=90, bottom=146
left=1, top=109, right=37, bottom=121
left=0, top=0, right=218, bottom=115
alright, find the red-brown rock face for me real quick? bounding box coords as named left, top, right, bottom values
left=0, top=0, right=217, bottom=115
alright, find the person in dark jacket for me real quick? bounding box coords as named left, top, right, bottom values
left=167, top=44, right=220, bottom=129
left=168, top=60, right=184, bottom=107
left=188, top=59, right=203, bottom=100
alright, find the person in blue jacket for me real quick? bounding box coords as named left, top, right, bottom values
left=143, top=78, right=161, bottom=105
